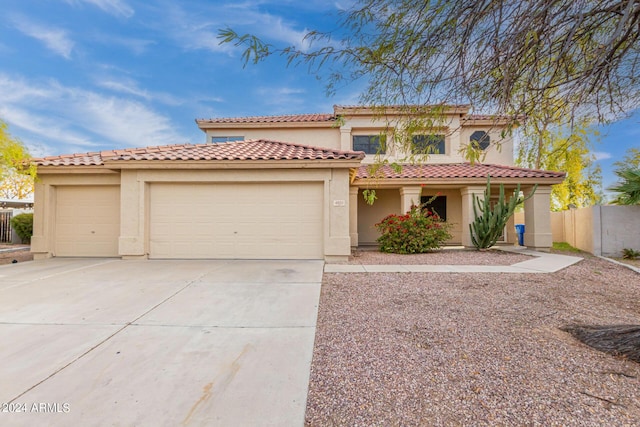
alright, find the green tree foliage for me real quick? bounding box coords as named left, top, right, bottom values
left=0, top=120, right=35, bottom=192
left=220, top=0, right=640, bottom=129
left=608, top=167, right=640, bottom=205
left=470, top=176, right=536, bottom=250
left=613, top=147, right=640, bottom=170
left=517, top=118, right=602, bottom=210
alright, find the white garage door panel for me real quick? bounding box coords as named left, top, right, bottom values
left=149, top=183, right=323, bottom=259
left=55, top=186, right=120, bottom=257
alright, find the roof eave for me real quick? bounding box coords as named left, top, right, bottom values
left=35, top=165, right=116, bottom=174
left=103, top=159, right=364, bottom=170
left=352, top=177, right=565, bottom=187
left=196, top=120, right=336, bottom=131
left=334, top=105, right=471, bottom=116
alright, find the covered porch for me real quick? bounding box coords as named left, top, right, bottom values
left=349, top=164, right=565, bottom=251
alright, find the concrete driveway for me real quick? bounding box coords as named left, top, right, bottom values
left=0, top=258, right=323, bottom=426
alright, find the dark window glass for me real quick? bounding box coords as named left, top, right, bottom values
left=421, top=195, right=447, bottom=221
left=353, top=135, right=386, bottom=154
left=412, top=135, right=445, bottom=154
left=470, top=131, right=490, bottom=150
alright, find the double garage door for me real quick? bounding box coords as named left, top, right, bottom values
left=54, top=182, right=323, bottom=259
left=149, top=182, right=323, bottom=259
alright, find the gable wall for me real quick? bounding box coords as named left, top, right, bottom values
left=205, top=128, right=341, bottom=150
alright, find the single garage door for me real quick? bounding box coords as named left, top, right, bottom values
left=149, top=182, right=323, bottom=259
left=55, top=185, right=120, bottom=257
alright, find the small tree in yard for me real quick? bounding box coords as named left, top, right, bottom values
left=375, top=204, right=452, bottom=254
left=470, top=176, right=536, bottom=250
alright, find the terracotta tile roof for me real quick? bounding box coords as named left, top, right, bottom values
left=196, top=113, right=335, bottom=124
left=33, top=140, right=365, bottom=166
left=356, top=163, right=566, bottom=180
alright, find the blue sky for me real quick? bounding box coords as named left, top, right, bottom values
left=0, top=0, right=637, bottom=195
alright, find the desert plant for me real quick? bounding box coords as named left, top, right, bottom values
left=375, top=204, right=452, bottom=254
left=608, top=167, right=640, bottom=205
left=469, top=176, right=537, bottom=249
left=10, top=213, right=33, bottom=244
left=622, top=248, right=640, bottom=260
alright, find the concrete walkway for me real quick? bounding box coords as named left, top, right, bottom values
left=324, top=247, right=584, bottom=273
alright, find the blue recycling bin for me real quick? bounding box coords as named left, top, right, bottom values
left=515, top=224, right=525, bottom=246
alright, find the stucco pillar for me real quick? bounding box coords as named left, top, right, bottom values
left=340, top=126, right=352, bottom=151
left=460, top=186, right=486, bottom=248
left=349, top=186, right=359, bottom=247
left=118, top=170, right=147, bottom=258
left=399, top=186, right=422, bottom=213
left=523, top=185, right=553, bottom=251
left=31, top=181, right=53, bottom=259
left=325, top=169, right=352, bottom=262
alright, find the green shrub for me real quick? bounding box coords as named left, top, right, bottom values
left=10, top=213, right=33, bottom=244
left=622, top=248, right=640, bottom=260
left=375, top=205, right=452, bottom=254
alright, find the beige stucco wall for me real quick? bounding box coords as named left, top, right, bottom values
left=205, top=128, right=341, bottom=150
left=460, top=126, right=515, bottom=166
left=356, top=187, right=464, bottom=245
left=33, top=166, right=354, bottom=262
left=357, top=189, right=401, bottom=244
left=203, top=114, right=515, bottom=168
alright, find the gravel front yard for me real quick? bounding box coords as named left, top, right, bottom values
left=306, top=251, right=640, bottom=426
left=347, top=248, right=533, bottom=265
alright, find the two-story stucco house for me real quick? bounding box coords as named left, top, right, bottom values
left=31, top=105, right=564, bottom=262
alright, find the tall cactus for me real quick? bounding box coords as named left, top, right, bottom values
left=469, top=175, right=537, bottom=249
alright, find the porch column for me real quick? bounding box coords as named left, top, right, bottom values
left=460, top=186, right=486, bottom=248
left=399, top=186, right=422, bottom=213
left=523, top=185, right=553, bottom=251
left=349, top=187, right=359, bottom=247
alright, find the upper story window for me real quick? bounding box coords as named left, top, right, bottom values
left=353, top=135, right=386, bottom=155
left=470, top=131, right=490, bottom=150
left=412, top=134, right=445, bottom=155
left=211, top=136, right=244, bottom=143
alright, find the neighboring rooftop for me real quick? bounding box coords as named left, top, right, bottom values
left=32, top=140, right=366, bottom=167
left=355, top=163, right=566, bottom=180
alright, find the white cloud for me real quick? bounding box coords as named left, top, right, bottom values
left=94, top=34, right=155, bottom=55
left=594, top=151, right=613, bottom=161
left=12, top=16, right=74, bottom=59
left=163, top=3, right=311, bottom=54
left=65, top=0, right=134, bottom=18
left=0, top=74, right=187, bottom=155
left=96, top=77, right=184, bottom=106
left=256, top=86, right=306, bottom=109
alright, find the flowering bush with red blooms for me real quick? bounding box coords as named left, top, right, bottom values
left=375, top=205, right=452, bottom=254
